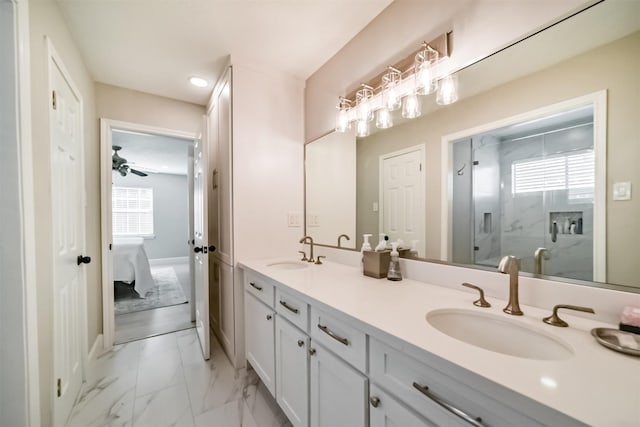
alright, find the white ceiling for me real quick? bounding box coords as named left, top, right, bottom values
left=112, top=130, right=192, bottom=175
left=56, top=0, right=394, bottom=105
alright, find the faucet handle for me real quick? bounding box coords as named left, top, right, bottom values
left=298, top=251, right=308, bottom=262
left=315, top=256, right=326, bottom=265
left=461, top=282, right=491, bottom=308
left=543, top=304, right=595, bottom=327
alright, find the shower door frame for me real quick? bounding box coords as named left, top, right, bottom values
left=441, top=90, right=607, bottom=282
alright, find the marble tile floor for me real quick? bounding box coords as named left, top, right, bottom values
left=68, top=328, right=292, bottom=427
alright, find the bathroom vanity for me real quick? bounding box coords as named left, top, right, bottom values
left=240, top=257, right=639, bottom=427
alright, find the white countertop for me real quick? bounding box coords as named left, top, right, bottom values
left=239, top=257, right=640, bottom=427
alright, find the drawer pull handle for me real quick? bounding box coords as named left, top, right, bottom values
left=412, top=382, right=485, bottom=427
left=249, top=282, right=262, bottom=291
left=279, top=300, right=299, bottom=314
left=317, top=324, right=349, bottom=346
left=369, top=396, right=380, bottom=408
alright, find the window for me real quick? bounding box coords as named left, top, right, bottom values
left=112, top=186, right=154, bottom=236
left=512, top=150, right=594, bottom=200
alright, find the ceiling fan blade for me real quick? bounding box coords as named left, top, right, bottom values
left=130, top=168, right=148, bottom=177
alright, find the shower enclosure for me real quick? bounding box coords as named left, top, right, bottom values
left=451, top=107, right=595, bottom=281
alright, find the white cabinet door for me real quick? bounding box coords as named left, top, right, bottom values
left=218, top=261, right=235, bottom=357
left=216, top=67, right=233, bottom=266
left=369, top=384, right=434, bottom=427
left=245, top=292, right=275, bottom=395
left=275, top=316, right=309, bottom=427
left=310, top=343, right=368, bottom=427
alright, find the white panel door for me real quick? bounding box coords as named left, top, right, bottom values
left=275, top=316, right=309, bottom=427
left=380, top=146, right=425, bottom=256
left=245, top=293, right=275, bottom=395
left=216, top=68, right=233, bottom=265
left=310, top=343, right=368, bottom=427
left=50, top=54, right=85, bottom=427
left=193, top=116, right=211, bottom=359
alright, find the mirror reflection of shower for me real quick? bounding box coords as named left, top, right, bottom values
left=451, top=105, right=595, bottom=281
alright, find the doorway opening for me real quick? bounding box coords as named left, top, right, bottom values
left=101, top=120, right=197, bottom=346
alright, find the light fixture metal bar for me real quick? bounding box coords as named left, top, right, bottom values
left=342, top=31, right=451, bottom=102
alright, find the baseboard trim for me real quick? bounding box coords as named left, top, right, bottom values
left=149, top=256, right=189, bottom=266
left=89, top=334, right=104, bottom=363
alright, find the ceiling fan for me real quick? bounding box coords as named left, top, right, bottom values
left=112, top=145, right=148, bottom=177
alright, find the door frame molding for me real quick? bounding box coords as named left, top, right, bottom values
left=100, top=119, right=196, bottom=349
left=2, top=0, right=41, bottom=424
left=441, top=90, right=607, bottom=281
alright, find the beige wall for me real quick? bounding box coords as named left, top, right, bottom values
left=95, top=82, right=205, bottom=132
left=29, top=0, right=98, bottom=423
left=356, top=32, right=639, bottom=287
left=305, top=0, right=591, bottom=142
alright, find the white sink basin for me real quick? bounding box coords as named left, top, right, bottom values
left=426, top=309, right=573, bottom=361
left=266, top=261, right=309, bottom=270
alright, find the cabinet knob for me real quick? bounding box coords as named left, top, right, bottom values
left=297, top=340, right=304, bottom=347
left=309, top=348, right=316, bottom=356
left=266, top=314, right=272, bottom=320
left=369, top=396, right=381, bottom=408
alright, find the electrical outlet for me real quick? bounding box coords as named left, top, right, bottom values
left=613, top=182, right=631, bottom=201
left=372, top=202, right=379, bottom=212
left=287, top=212, right=301, bottom=227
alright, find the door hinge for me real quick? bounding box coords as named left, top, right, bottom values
left=57, top=378, right=62, bottom=397
left=473, top=160, right=479, bottom=166
left=109, top=243, right=112, bottom=250
left=419, top=163, right=422, bottom=171
left=474, top=246, right=480, bottom=251
left=52, top=90, right=57, bottom=110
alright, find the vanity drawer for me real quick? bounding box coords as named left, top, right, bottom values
left=275, top=288, right=309, bottom=332
left=310, top=306, right=367, bottom=373
left=369, top=338, right=552, bottom=427
left=244, top=272, right=274, bottom=308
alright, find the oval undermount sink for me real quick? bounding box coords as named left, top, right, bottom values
left=266, top=261, right=309, bottom=270
left=426, top=309, right=573, bottom=360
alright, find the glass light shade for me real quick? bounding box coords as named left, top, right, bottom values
left=382, top=67, right=402, bottom=111
left=376, top=107, right=393, bottom=129
left=402, top=93, right=422, bottom=119
left=415, top=45, right=439, bottom=95
left=335, top=108, right=350, bottom=132
left=356, top=119, right=370, bottom=137
left=356, top=84, right=374, bottom=122
left=437, top=74, right=459, bottom=105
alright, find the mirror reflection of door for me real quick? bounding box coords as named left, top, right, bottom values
left=380, top=145, right=425, bottom=256
left=451, top=105, right=595, bottom=281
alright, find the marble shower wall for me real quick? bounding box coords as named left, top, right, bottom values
left=499, top=124, right=594, bottom=280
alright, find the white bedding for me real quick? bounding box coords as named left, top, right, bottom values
left=112, top=237, right=154, bottom=297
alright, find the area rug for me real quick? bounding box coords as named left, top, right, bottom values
left=115, top=266, right=188, bottom=315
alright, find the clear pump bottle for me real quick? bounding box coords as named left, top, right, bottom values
left=387, top=242, right=402, bottom=281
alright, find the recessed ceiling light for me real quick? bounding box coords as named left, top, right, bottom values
left=189, top=77, right=209, bottom=88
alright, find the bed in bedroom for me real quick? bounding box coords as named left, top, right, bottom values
left=112, top=237, right=154, bottom=297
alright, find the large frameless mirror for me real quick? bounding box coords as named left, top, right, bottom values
left=304, top=0, right=640, bottom=291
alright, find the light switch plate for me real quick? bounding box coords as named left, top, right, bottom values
left=613, top=182, right=631, bottom=201
left=372, top=202, right=379, bottom=212
left=287, top=212, right=301, bottom=227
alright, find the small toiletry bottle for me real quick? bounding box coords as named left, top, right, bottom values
left=361, top=234, right=372, bottom=252
left=374, top=233, right=387, bottom=252
left=410, top=240, right=419, bottom=257
left=387, top=242, right=402, bottom=281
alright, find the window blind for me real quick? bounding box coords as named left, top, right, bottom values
left=112, top=186, right=154, bottom=235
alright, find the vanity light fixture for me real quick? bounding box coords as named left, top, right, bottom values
left=382, top=66, right=402, bottom=111
left=335, top=97, right=352, bottom=132
left=189, top=76, right=209, bottom=88
left=402, top=92, right=422, bottom=119
left=356, top=84, right=374, bottom=122
left=334, top=32, right=455, bottom=134
left=356, top=119, right=370, bottom=137
left=436, top=73, right=459, bottom=105
left=414, top=43, right=439, bottom=95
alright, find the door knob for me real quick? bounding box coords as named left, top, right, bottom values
left=194, top=247, right=203, bottom=253
left=77, top=255, right=91, bottom=265
left=208, top=245, right=216, bottom=252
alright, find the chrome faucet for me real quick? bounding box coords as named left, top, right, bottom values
left=534, top=247, right=550, bottom=275
left=498, top=255, right=523, bottom=315
left=337, top=234, right=350, bottom=247
left=299, top=236, right=315, bottom=263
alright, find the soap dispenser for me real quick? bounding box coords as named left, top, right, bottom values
left=361, top=234, right=372, bottom=252
left=374, top=234, right=387, bottom=252
left=387, top=242, right=402, bottom=281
